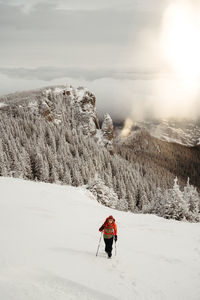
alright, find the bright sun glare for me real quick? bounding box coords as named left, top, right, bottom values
left=161, top=1, right=200, bottom=92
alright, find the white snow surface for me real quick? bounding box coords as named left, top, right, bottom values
left=0, top=102, right=7, bottom=108
left=53, top=87, right=63, bottom=95
left=0, top=177, right=200, bottom=300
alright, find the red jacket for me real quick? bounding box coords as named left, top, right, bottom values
left=99, top=217, right=117, bottom=238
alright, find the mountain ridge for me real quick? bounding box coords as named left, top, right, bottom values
left=114, top=118, right=200, bottom=147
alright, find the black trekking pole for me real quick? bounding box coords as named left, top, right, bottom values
left=96, top=232, right=103, bottom=257
left=115, top=240, right=117, bottom=256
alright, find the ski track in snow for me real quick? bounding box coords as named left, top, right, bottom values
left=0, top=177, right=200, bottom=300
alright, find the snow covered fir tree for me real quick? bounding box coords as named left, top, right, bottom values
left=147, top=177, right=200, bottom=222
left=0, top=84, right=200, bottom=222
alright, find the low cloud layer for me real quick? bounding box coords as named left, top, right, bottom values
left=0, top=68, right=157, bottom=120
left=0, top=67, right=160, bottom=81
left=1, top=67, right=200, bottom=121
left=1, top=0, right=200, bottom=121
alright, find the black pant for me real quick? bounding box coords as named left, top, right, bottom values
left=104, top=237, right=113, bottom=254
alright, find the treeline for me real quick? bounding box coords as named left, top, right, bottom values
left=146, top=178, right=200, bottom=222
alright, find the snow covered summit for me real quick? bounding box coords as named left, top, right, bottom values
left=0, top=177, right=200, bottom=300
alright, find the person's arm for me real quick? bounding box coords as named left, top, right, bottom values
left=114, top=223, right=117, bottom=241
left=114, top=223, right=117, bottom=235
left=99, top=224, right=105, bottom=232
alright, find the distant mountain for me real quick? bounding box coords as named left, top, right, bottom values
left=115, top=126, right=200, bottom=189
left=114, top=118, right=200, bottom=147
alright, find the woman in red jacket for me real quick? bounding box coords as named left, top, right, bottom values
left=99, top=215, right=117, bottom=258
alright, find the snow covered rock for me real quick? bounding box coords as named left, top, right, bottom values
left=76, top=88, right=100, bottom=136
left=62, top=85, right=100, bottom=136
left=101, top=114, right=114, bottom=154
left=62, top=85, right=114, bottom=151
left=0, top=102, right=8, bottom=108
left=39, top=97, right=55, bottom=122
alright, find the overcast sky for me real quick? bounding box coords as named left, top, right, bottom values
left=1, top=0, right=200, bottom=120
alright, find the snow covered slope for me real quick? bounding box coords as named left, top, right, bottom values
left=115, top=119, right=200, bottom=147
left=0, top=177, right=200, bottom=300
left=134, top=119, right=200, bottom=146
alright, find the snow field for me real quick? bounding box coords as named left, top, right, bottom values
left=0, top=177, right=200, bottom=300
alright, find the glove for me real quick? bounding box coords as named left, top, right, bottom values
left=99, top=225, right=105, bottom=232
left=114, top=235, right=117, bottom=242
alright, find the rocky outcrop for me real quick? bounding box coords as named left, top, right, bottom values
left=63, top=85, right=100, bottom=136
left=101, top=114, right=114, bottom=154
left=38, top=97, right=55, bottom=122
left=21, top=84, right=114, bottom=153
left=63, top=85, right=115, bottom=153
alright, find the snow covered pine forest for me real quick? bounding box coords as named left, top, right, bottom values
left=0, top=85, right=200, bottom=299
left=0, top=85, right=200, bottom=222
